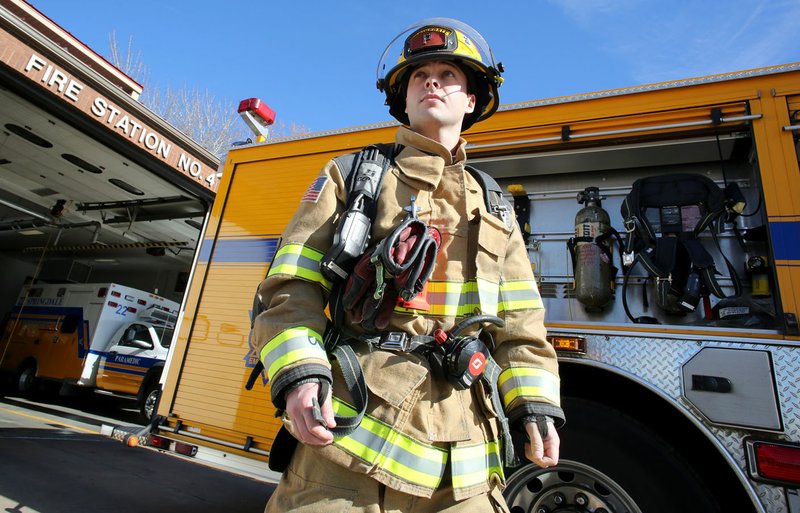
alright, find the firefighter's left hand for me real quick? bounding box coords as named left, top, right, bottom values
left=524, top=419, right=560, bottom=468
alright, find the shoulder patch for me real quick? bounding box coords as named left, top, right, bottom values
left=301, top=176, right=328, bottom=203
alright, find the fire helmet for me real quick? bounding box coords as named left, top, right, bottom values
left=376, top=18, right=504, bottom=131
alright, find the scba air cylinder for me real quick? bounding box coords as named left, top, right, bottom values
left=572, top=187, right=614, bottom=311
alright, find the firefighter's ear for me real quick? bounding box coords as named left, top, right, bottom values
left=465, top=93, right=476, bottom=114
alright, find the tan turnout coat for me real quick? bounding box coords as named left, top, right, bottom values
left=254, top=126, right=562, bottom=501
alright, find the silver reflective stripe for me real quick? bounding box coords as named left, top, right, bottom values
left=498, top=367, right=561, bottom=408
left=268, top=243, right=332, bottom=290
left=499, top=279, right=543, bottom=311
left=332, top=399, right=447, bottom=491
left=451, top=440, right=504, bottom=490
left=260, top=327, right=327, bottom=382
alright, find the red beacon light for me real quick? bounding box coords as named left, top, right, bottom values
left=238, top=98, right=275, bottom=142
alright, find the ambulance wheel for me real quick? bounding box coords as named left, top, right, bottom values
left=16, top=362, right=37, bottom=395
left=504, top=397, right=721, bottom=513
left=139, top=381, right=160, bottom=423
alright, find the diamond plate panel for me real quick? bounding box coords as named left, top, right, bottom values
left=574, top=334, right=800, bottom=513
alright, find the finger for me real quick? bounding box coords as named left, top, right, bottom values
left=526, top=421, right=561, bottom=468
left=285, top=383, right=328, bottom=445
left=293, top=395, right=329, bottom=445
left=321, top=394, right=337, bottom=429
left=532, top=421, right=560, bottom=467
left=307, top=424, right=334, bottom=444
left=307, top=396, right=334, bottom=444
left=545, top=428, right=560, bottom=466
left=287, top=411, right=314, bottom=444
left=525, top=423, right=546, bottom=466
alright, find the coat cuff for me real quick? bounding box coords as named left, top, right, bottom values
left=507, top=402, right=566, bottom=431
left=270, top=363, right=332, bottom=410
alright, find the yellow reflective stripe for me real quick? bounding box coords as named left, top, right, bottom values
left=395, top=280, right=490, bottom=317
left=267, top=243, right=332, bottom=290
left=498, top=367, right=561, bottom=407
left=259, top=327, right=327, bottom=381
left=451, top=440, right=504, bottom=490
left=394, top=278, right=543, bottom=317
left=427, top=281, right=479, bottom=317
left=498, top=279, right=543, bottom=312
left=332, top=399, right=447, bottom=490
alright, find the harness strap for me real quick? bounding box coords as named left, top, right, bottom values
left=322, top=326, right=516, bottom=465
left=312, top=344, right=368, bottom=438
left=681, top=237, right=723, bottom=297
left=466, top=165, right=514, bottom=230
left=482, top=357, right=516, bottom=466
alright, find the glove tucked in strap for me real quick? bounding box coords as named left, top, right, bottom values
left=341, top=197, right=441, bottom=331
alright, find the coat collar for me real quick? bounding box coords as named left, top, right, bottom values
left=393, top=126, right=468, bottom=190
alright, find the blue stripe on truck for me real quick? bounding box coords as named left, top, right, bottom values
left=770, top=221, right=800, bottom=262
left=198, top=237, right=280, bottom=264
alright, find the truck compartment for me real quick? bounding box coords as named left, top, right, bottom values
left=474, top=115, right=778, bottom=331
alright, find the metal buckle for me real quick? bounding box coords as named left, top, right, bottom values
left=378, top=332, right=410, bottom=352
left=656, top=273, right=673, bottom=286
left=622, top=251, right=635, bottom=267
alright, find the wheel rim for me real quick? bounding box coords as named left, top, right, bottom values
left=504, top=460, right=642, bottom=513
left=143, top=389, right=158, bottom=420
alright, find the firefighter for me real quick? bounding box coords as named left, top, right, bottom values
left=253, top=17, right=564, bottom=512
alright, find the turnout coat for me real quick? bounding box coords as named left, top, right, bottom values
left=253, top=126, right=564, bottom=500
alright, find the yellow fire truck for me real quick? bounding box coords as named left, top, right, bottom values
left=149, top=63, right=800, bottom=513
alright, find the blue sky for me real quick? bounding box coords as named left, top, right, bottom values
left=29, top=0, right=800, bottom=134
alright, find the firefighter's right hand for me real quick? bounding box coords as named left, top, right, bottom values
left=284, top=382, right=336, bottom=446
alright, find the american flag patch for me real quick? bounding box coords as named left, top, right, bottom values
left=301, top=176, right=327, bottom=203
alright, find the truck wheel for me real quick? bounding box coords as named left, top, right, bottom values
left=16, top=362, right=37, bottom=395
left=139, top=381, right=160, bottom=423
left=504, top=397, right=721, bottom=513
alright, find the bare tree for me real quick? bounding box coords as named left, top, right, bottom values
left=106, top=32, right=307, bottom=157
left=108, top=30, right=147, bottom=84
left=144, top=85, right=252, bottom=156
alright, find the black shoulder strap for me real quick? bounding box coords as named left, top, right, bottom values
left=332, top=143, right=396, bottom=221
left=335, top=151, right=510, bottom=230
left=465, top=165, right=514, bottom=230
left=335, top=144, right=398, bottom=193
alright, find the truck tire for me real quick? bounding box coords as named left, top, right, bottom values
left=15, top=362, right=37, bottom=395
left=139, top=381, right=160, bottom=423
left=503, top=397, right=722, bottom=513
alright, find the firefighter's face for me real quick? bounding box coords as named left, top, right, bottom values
left=404, top=61, right=475, bottom=131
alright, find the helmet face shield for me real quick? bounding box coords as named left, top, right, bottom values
left=377, top=18, right=503, bottom=130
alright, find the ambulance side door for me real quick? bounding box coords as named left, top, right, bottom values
left=96, top=323, right=158, bottom=395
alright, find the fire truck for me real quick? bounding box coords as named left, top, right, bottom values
left=146, top=63, right=800, bottom=512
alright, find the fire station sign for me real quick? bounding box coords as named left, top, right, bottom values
left=0, top=25, right=218, bottom=192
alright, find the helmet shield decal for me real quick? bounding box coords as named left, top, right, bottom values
left=406, top=27, right=454, bottom=55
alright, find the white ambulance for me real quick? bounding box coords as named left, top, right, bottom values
left=0, top=282, right=178, bottom=420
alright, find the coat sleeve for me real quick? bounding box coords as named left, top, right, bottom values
left=252, top=159, right=348, bottom=409
left=489, top=212, right=566, bottom=428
